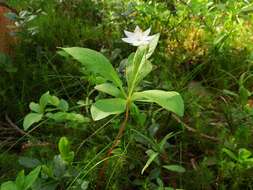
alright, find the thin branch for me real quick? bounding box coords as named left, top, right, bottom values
left=172, top=114, right=220, bottom=142
left=5, top=114, right=31, bottom=137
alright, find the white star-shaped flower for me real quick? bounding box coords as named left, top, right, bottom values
left=122, top=26, right=154, bottom=46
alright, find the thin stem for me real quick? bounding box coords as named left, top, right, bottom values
left=96, top=103, right=130, bottom=189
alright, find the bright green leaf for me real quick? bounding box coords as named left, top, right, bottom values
left=29, top=102, right=42, bottom=113
left=95, top=83, right=122, bottom=97
left=222, top=148, right=238, bottom=161
left=133, top=90, right=184, bottom=117
left=24, top=166, right=41, bottom=190
left=0, top=181, right=17, bottom=190
left=15, top=171, right=25, bottom=190
left=58, top=137, right=74, bottom=163
left=126, top=46, right=148, bottom=94
left=61, top=47, right=122, bottom=88
left=23, top=113, right=43, bottom=131
left=91, top=98, right=126, bottom=121
left=239, top=148, right=252, bottom=160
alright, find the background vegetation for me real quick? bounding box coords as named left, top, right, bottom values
left=1, top=0, right=253, bottom=189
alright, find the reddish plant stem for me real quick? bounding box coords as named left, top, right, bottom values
left=96, top=105, right=130, bottom=189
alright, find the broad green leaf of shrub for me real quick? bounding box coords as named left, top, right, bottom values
left=61, top=47, right=123, bottom=88
left=132, top=90, right=184, bottom=117
left=163, top=165, right=186, bottom=173
left=23, top=113, right=43, bottom=131
left=91, top=98, right=126, bottom=121
left=95, top=83, right=122, bottom=97
left=24, top=166, right=41, bottom=190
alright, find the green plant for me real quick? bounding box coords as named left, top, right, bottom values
left=0, top=166, right=41, bottom=190
left=23, top=91, right=89, bottom=130
left=60, top=27, right=184, bottom=165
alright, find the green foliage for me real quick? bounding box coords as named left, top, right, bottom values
left=61, top=33, right=184, bottom=122
left=0, top=166, right=41, bottom=190
left=2, top=0, right=253, bottom=189
left=23, top=91, right=89, bottom=130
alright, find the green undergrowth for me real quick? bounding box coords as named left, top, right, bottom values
left=1, top=0, right=253, bottom=189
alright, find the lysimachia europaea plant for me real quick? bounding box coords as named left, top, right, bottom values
left=60, top=26, right=184, bottom=122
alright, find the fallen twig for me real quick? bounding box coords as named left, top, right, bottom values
left=172, top=114, right=220, bottom=142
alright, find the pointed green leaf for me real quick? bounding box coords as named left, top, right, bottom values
left=141, top=150, right=159, bottom=174
left=61, top=47, right=122, bottom=88
left=23, top=113, right=43, bottom=131
left=222, top=148, right=238, bottom=161
left=95, top=83, right=122, bottom=97
left=58, top=137, right=74, bottom=163
left=15, top=170, right=25, bottom=190
left=24, top=166, right=41, bottom=190
left=91, top=98, right=126, bottom=121
left=146, top=33, right=160, bottom=59
left=126, top=46, right=149, bottom=94
left=163, top=165, right=186, bottom=173
left=133, top=90, right=184, bottom=117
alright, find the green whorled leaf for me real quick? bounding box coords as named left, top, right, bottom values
left=146, top=33, right=160, bottom=59
left=23, top=113, right=43, bottom=131
left=24, top=166, right=41, bottom=190
left=132, top=90, right=184, bottom=117
left=0, top=181, right=17, bottom=190
left=29, top=102, right=42, bottom=113
left=163, top=165, right=186, bottom=173
left=95, top=83, right=122, bottom=97
left=61, top=47, right=122, bottom=88
left=126, top=46, right=149, bottom=94
left=141, top=150, right=159, bottom=174
left=46, top=112, right=90, bottom=123
left=91, top=98, right=126, bottom=121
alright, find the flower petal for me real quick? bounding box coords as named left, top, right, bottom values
left=124, top=30, right=135, bottom=38
left=122, top=37, right=136, bottom=44
left=134, top=25, right=142, bottom=33
left=143, top=27, right=151, bottom=36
